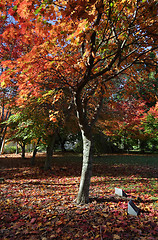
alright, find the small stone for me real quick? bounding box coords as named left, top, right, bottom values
left=115, top=187, right=127, bottom=197
left=128, top=200, right=140, bottom=216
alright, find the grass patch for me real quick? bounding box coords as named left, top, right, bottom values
left=94, top=154, right=158, bottom=167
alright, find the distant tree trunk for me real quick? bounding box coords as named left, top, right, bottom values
left=31, top=137, right=41, bottom=166
left=44, top=134, right=56, bottom=171
left=139, top=139, right=146, bottom=153
left=0, top=137, right=5, bottom=154
left=16, top=142, right=19, bottom=154
left=60, top=139, right=66, bottom=152
left=76, top=128, right=93, bottom=204
left=20, top=142, right=26, bottom=159
left=0, top=126, right=7, bottom=154
left=0, top=109, right=11, bottom=154
left=57, top=132, right=66, bottom=152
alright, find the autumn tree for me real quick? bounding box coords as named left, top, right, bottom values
left=60, top=0, right=157, bottom=204
left=98, top=97, right=147, bottom=151
left=140, top=102, right=158, bottom=152
left=6, top=112, right=35, bottom=158
left=6, top=87, right=69, bottom=166
left=0, top=0, right=158, bottom=204
left=31, top=89, right=68, bottom=170
left=0, top=1, right=42, bottom=152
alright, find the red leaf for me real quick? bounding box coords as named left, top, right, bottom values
left=30, top=218, right=36, bottom=224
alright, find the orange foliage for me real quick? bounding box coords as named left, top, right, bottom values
left=0, top=0, right=157, bottom=137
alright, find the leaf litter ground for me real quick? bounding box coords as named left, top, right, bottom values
left=0, top=153, right=158, bottom=240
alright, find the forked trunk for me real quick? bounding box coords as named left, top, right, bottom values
left=76, top=129, right=93, bottom=204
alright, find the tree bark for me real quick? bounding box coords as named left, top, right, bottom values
left=139, top=139, right=146, bottom=153
left=16, top=142, right=19, bottom=154
left=0, top=126, right=7, bottom=154
left=0, top=137, right=5, bottom=154
left=76, top=128, right=93, bottom=204
left=57, top=131, right=66, bottom=152
left=31, top=137, right=41, bottom=166
left=44, top=134, right=56, bottom=171
left=21, top=143, right=26, bottom=159
left=0, top=109, right=11, bottom=154
left=60, top=139, right=66, bottom=152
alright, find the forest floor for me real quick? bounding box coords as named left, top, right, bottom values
left=0, top=153, right=158, bottom=240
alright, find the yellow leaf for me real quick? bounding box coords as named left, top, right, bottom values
left=95, top=235, right=100, bottom=239
left=1, top=81, right=6, bottom=87
left=113, top=234, right=121, bottom=239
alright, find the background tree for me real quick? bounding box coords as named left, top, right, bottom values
left=140, top=102, right=158, bottom=152
left=6, top=112, right=36, bottom=158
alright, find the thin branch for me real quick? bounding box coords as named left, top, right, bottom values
left=121, top=0, right=139, bottom=50
left=92, top=44, right=158, bottom=81
left=99, top=46, right=158, bottom=83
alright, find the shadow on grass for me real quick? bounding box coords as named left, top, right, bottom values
left=0, top=154, right=158, bottom=180
left=89, top=196, right=158, bottom=205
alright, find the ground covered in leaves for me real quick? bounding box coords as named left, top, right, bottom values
left=0, top=153, right=158, bottom=239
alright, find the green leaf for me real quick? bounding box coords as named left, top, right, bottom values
left=150, top=52, right=155, bottom=59
left=13, top=5, right=18, bottom=11
left=43, top=20, right=47, bottom=24
left=34, top=5, right=43, bottom=15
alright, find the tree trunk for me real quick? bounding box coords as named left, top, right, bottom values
left=76, top=129, right=93, bottom=204
left=16, top=142, right=19, bottom=154
left=57, top=132, right=66, bottom=152
left=74, top=86, right=103, bottom=204
left=139, top=139, right=146, bottom=153
left=0, top=126, right=7, bottom=154
left=0, top=137, right=5, bottom=154
left=44, top=134, right=56, bottom=171
left=21, top=143, right=26, bottom=159
left=0, top=110, right=11, bottom=154
left=31, top=137, right=41, bottom=166
left=60, top=140, right=66, bottom=152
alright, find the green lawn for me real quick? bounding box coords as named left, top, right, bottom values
left=52, top=152, right=158, bottom=167
left=94, top=154, right=158, bottom=167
